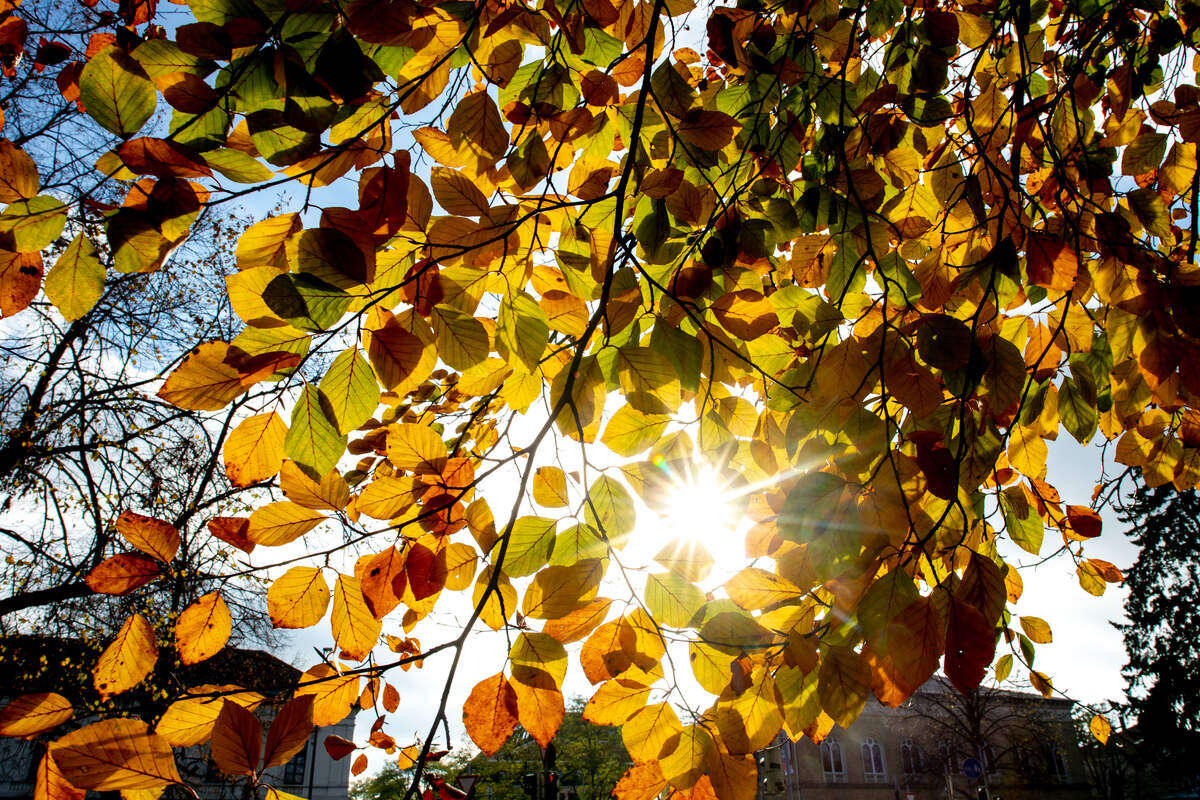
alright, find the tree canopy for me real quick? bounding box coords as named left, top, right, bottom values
left=0, top=0, right=1185, bottom=797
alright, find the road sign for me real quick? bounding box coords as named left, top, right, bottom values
left=962, top=757, right=984, bottom=779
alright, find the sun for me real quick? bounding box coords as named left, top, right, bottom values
left=645, top=460, right=748, bottom=584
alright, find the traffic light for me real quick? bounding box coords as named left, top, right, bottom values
left=544, top=770, right=559, bottom=800
left=522, top=773, right=538, bottom=799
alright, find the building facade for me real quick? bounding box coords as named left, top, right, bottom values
left=757, top=681, right=1093, bottom=800
left=0, top=639, right=356, bottom=800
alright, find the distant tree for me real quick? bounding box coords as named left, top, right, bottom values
left=1113, top=481, right=1200, bottom=793
left=352, top=699, right=629, bottom=800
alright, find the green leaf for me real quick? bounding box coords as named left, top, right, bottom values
left=497, top=290, right=549, bottom=372
left=601, top=405, right=670, bottom=457
left=995, top=653, right=1013, bottom=682
left=645, top=572, right=705, bottom=628
left=318, top=348, right=379, bottom=434
left=1058, top=375, right=1098, bottom=444
left=44, top=234, right=105, bottom=321
left=999, top=486, right=1044, bottom=555
left=550, top=524, right=607, bottom=567
left=584, top=475, right=636, bottom=547
left=203, top=148, right=275, bottom=184
left=500, top=516, right=557, bottom=577
left=431, top=305, right=489, bottom=370
left=0, top=195, right=68, bottom=252
left=79, top=47, right=157, bottom=138
left=284, top=384, right=346, bottom=477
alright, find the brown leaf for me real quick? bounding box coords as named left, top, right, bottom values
left=262, top=695, right=314, bottom=769
left=211, top=699, right=263, bottom=776
left=84, top=553, right=162, bottom=595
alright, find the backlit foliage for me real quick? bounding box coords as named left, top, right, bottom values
left=0, top=0, right=1188, bottom=797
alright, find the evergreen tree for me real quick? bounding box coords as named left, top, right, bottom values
left=1115, top=481, right=1200, bottom=791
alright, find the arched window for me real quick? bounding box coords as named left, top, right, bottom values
left=820, top=739, right=846, bottom=782
left=901, top=739, right=923, bottom=774
left=862, top=739, right=887, bottom=783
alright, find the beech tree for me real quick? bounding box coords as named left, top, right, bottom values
left=0, top=0, right=1186, bottom=798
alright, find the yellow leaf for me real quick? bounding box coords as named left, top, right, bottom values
left=94, top=613, right=158, bottom=700
left=155, top=686, right=264, bottom=747
left=51, top=719, right=181, bottom=791
left=1019, top=615, right=1053, bottom=643
left=816, top=646, right=871, bottom=728
left=0, top=693, right=73, bottom=738
left=510, top=667, right=564, bottom=749
left=331, top=574, right=382, bottom=660
left=1089, top=713, right=1111, bottom=744
left=295, top=665, right=359, bottom=727
left=724, top=567, right=804, bottom=611
left=386, top=423, right=448, bottom=474
left=223, top=412, right=287, bottom=488
left=532, top=466, right=570, bottom=508
left=115, top=511, right=180, bottom=562
left=34, top=751, right=85, bottom=800
left=509, top=632, right=568, bottom=686
left=175, top=592, right=231, bottom=665
left=621, top=702, right=681, bottom=762
left=659, top=725, right=711, bottom=790
left=582, top=679, right=651, bottom=726
left=268, top=567, right=330, bottom=629
left=522, top=562, right=602, bottom=620
left=1008, top=425, right=1048, bottom=478
left=247, top=501, right=326, bottom=546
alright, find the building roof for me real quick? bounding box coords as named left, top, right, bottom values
left=0, top=634, right=301, bottom=708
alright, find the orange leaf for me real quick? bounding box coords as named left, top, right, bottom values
left=1026, top=232, right=1078, bottom=292
left=93, top=613, right=157, bottom=700
left=210, top=699, right=263, bottom=776
left=207, top=517, right=255, bottom=554
left=323, top=734, right=356, bottom=761
left=33, top=751, right=85, bottom=800
left=612, top=762, right=667, bottom=800
left=51, top=719, right=181, bottom=790
left=0, top=693, right=73, bottom=738
left=115, top=510, right=180, bottom=562
left=510, top=667, right=564, bottom=748
left=175, top=592, right=231, bottom=665
left=462, top=673, right=519, bottom=756
left=263, top=695, right=315, bottom=769
left=84, top=553, right=162, bottom=595
left=543, top=598, right=612, bottom=644
left=382, top=684, right=400, bottom=713
left=157, top=342, right=299, bottom=411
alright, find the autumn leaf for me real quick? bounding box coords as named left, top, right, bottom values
left=210, top=700, right=262, bottom=776
left=175, top=592, right=231, bottom=665
left=263, top=695, right=315, bottom=768
left=0, top=693, right=73, bottom=738
left=115, top=511, right=180, bottom=562
left=463, top=673, right=519, bottom=756
left=51, top=719, right=181, bottom=790
left=94, top=613, right=157, bottom=700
